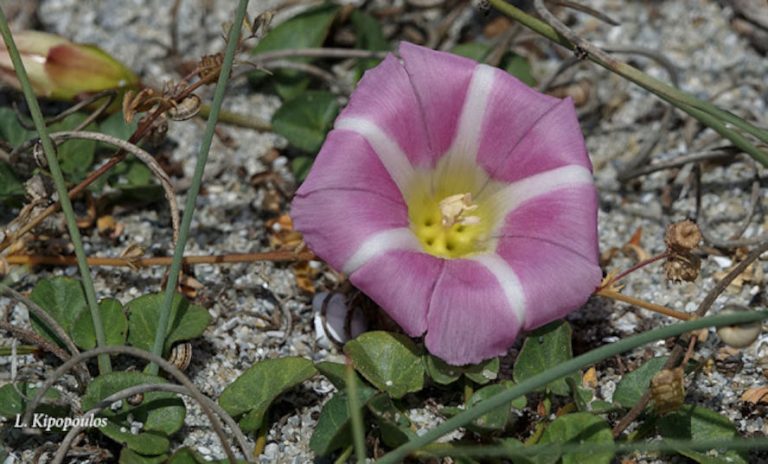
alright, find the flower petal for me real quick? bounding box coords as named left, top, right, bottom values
left=350, top=250, right=443, bottom=337
left=425, top=259, right=523, bottom=365
left=295, top=129, right=404, bottom=202
left=399, top=42, right=477, bottom=161
left=335, top=53, right=433, bottom=171
left=478, top=97, right=590, bottom=183
left=495, top=184, right=600, bottom=263
left=291, top=188, right=409, bottom=271
left=495, top=185, right=601, bottom=330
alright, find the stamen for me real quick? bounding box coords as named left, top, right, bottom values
left=439, top=193, right=480, bottom=227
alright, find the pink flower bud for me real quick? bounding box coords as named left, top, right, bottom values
left=0, top=30, right=139, bottom=101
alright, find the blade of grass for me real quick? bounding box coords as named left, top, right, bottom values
left=0, top=7, right=111, bottom=374
left=418, top=437, right=768, bottom=459
left=146, top=0, right=250, bottom=374
left=346, top=361, right=366, bottom=463
left=376, top=310, right=768, bottom=463
left=487, top=0, right=768, bottom=167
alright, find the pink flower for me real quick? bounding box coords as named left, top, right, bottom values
left=292, top=42, right=601, bottom=365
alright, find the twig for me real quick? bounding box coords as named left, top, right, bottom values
left=21, top=345, right=240, bottom=464
left=4, top=250, right=315, bottom=268
left=597, top=251, right=670, bottom=291
left=612, top=239, right=768, bottom=436
left=619, top=148, right=738, bottom=180
left=249, top=47, right=389, bottom=64
left=198, top=105, right=272, bottom=131
left=52, top=383, right=252, bottom=464
left=595, top=288, right=692, bottom=321
left=13, top=90, right=116, bottom=131
left=554, top=1, right=620, bottom=26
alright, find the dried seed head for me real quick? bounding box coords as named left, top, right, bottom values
left=168, top=94, right=201, bottom=121
left=716, top=304, right=762, bottom=348
left=664, top=253, right=701, bottom=282
left=665, top=219, right=701, bottom=253
left=650, top=367, right=685, bottom=415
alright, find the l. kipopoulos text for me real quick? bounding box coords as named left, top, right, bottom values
left=13, top=413, right=108, bottom=431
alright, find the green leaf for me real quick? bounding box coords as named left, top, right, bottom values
left=464, top=357, right=500, bottom=385
left=499, top=438, right=559, bottom=464
left=218, top=357, right=317, bottom=432
left=82, top=371, right=186, bottom=436
left=310, top=388, right=376, bottom=456
left=425, top=356, right=500, bottom=386
left=367, top=394, right=416, bottom=448
left=167, top=447, right=209, bottom=464
left=249, top=4, right=340, bottom=99
left=469, top=381, right=525, bottom=431
left=539, top=412, right=614, bottom=464
left=0, top=383, right=66, bottom=419
left=29, top=277, right=88, bottom=346
left=424, top=355, right=463, bottom=385
left=272, top=91, right=339, bottom=153
left=118, top=448, right=168, bottom=464
left=350, top=10, right=389, bottom=74
left=0, top=106, right=35, bottom=147
left=657, top=405, right=748, bottom=464
left=513, top=321, right=577, bottom=396
left=315, top=361, right=374, bottom=396
left=48, top=112, right=97, bottom=181
left=503, top=54, right=536, bottom=87
left=0, top=161, right=24, bottom=203
left=71, top=298, right=127, bottom=349
left=101, top=423, right=170, bottom=456
left=344, top=331, right=425, bottom=399
left=613, top=356, right=668, bottom=408
left=99, top=111, right=138, bottom=143
left=290, top=155, right=314, bottom=182
left=451, top=42, right=492, bottom=61
left=126, top=292, right=211, bottom=355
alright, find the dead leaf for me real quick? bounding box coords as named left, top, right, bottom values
left=582, top=366, right=598, bottom=388
left=741, top=386, right=768, bottom=404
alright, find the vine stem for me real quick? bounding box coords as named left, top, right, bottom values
left=597, top=251, right=670, bottom=291
left=149, top=0, right=250, bottom=375
left=0, top=7, right=111, bottom=374
left=376, top=310, right=768, bottom=463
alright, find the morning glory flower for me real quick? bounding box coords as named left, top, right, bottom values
left=292, top=42, right=601, bottom=365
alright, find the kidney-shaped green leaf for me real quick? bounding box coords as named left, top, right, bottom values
left=30, top=277, right=88, bottom=346
left=126, top=292, right=211, bottom=355
left=218, top=357, right=317, bottom=432
left=272, top=90, right=339, bottom=153
left=657, top=405, right=748, bottom=464
left=71, top=298, right=127, bottom=349
left=344, top=331, right=424, bottom=399
left=613, top=356, right=668, bottom=408
left=513, top=321, right=577, bottom=396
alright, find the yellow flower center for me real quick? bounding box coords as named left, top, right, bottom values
left=406, top=160, right=501, bottom=259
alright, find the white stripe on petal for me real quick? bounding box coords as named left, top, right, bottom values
left=342, top=227, right=422, bottom=275
left=470, top=254, right=526, bottom=325
left=488, top=165, right=594, bottom=219
left=449, top=64, right=497, bottom=161
left=336, top=117, right=415, bottom=195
